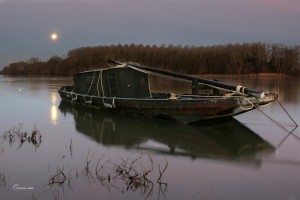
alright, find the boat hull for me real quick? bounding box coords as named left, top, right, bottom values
left=58, top=86, right=278, bottom=123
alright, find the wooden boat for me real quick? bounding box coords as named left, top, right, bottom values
left=58, top=60, right=278, bottom=123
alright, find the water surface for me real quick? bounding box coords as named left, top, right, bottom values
left=1, top=75, right=300, bottom=200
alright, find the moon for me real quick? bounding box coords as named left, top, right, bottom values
left=50, top=33, right=58, bottom=41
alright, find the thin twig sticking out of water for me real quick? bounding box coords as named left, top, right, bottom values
left=69, top=139, right=73, bottom=158
left=81, top=151, right=96, bottom=185
left=157, top=159, right=169, bottom=199
left=0, top=172, right=7, bottom=187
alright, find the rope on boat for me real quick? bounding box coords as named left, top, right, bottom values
left=96, top=70, right=101, bottom=96
left=79, top=71, right=97, bottom=105
left=239, top=96, right=255, bottom=111
left=86, top=71, right=96, bottom=95
left=71, top=92, right=77, bottom=102
left=100, top=70, right=106, bottom=106
left=84, top=95, right=93, bottom=104
left=112, top=97, right=116, bottom=108
left=98, top=70, right=115, bottom=108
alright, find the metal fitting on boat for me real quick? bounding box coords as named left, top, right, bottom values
left=236, top=85, right=246, bottom=94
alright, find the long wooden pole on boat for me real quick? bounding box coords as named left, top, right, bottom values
left=107, top=59, right=265, bottom=98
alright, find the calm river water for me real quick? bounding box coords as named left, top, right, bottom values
left=0, top=75, right=300, bottom=200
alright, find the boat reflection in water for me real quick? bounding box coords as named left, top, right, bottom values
left=58, top=101, right=274, bottom=163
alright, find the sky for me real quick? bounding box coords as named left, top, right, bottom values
left=1, top=0, right=300, bottom=68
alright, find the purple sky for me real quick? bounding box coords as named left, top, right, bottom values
left=1, top=0, right=300, bottom=68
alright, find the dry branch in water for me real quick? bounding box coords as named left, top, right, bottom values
left=47, top=153, right=168, bottom=199
left=96, top=154, right=168, bottom=198
left=49, top=168, right=66, bottom=186
left=1, top=123, right=42, bottom=151
left=157, top=160, right=168, bottom=185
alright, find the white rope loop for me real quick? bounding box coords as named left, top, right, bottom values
left=239, top=96, right=255, bottom=111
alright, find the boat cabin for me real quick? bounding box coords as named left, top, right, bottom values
left=73, top=67, right=151, bottom=98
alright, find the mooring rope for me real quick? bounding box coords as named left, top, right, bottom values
left=276, top=126, right=300, bottom=148
left=254, top=100, right=298, bottom=134
left=277, top=99, right=298, bottom=127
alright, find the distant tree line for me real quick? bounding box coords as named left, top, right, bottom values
left=1, top=43, right=300, bottom=76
